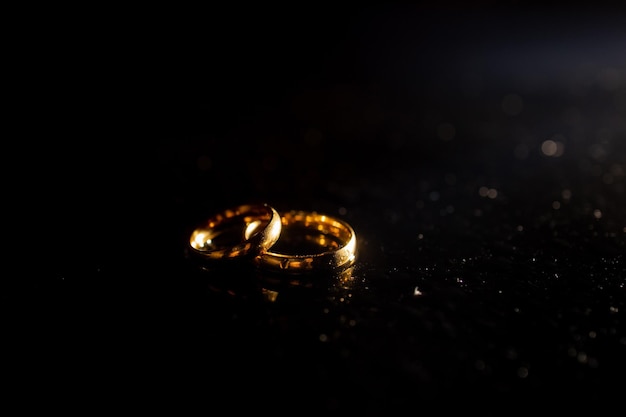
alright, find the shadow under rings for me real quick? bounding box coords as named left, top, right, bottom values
left=185, top=252, right=359, bottom=305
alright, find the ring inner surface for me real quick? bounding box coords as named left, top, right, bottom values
left=190, top=208, right=271, bottom=252
left=268, top=212, right=353, bottom=256
left=269, top=225, right=343, bottom=255
left=195, top=223, right=250, bottom=250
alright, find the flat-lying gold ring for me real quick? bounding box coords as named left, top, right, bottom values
left=255, top=210, right=357, bottom=273
left=188, top=203, right=282, bottom=261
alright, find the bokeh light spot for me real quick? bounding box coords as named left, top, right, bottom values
left=541, top=139, right=565, bottom=157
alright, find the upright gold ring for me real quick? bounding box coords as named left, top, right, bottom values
left=188, top=203, right=282, bottom=261
left=255, top=210, right=357, bottom=273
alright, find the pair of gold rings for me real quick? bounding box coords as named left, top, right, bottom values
left=188, top=203, right=357, bottom=273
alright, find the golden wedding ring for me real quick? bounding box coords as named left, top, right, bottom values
left=189, top=203, right=282, bottom=261
left=255, top=210, right=357, bottom=273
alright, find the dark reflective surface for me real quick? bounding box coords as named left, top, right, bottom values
left=9, top=4, right=626, bottom=413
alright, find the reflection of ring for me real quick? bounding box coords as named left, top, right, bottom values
left=188, top=204, right=282, bottom=261
left=255, top=210, right=357, bottom=273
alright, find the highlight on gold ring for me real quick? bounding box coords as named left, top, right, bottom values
left=255, top=210, right=357, bottom=273
left=188, top=203, right=282, bottom=261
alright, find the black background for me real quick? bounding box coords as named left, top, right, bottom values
left=8, top=3, right=626, bottom=413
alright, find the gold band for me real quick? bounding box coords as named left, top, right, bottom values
left=255, top=210, right=357, bottom=273
left=188, top=203, right=282, bottom=261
